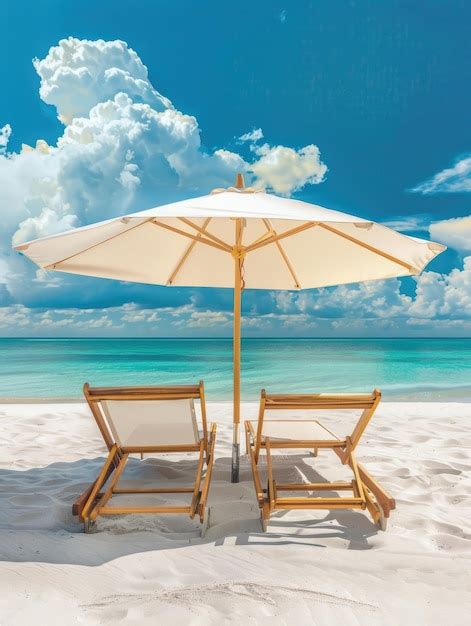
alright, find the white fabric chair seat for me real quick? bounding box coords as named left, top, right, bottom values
left=249, top=419, right=341, bottom=442
left=101, top=398, right=199, bottom=447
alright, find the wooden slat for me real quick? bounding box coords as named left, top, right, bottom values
left=100, top=506, right=191, bottom=515
left=259, top=439, right=346, bottom=449
left=88, top=384, right=201, bottom=394
left=275, top=482, right=353, bottom=491
left=275, top=497, right=364, bottom=506
left=275, top=502, right=365, bottom=510
left=122, top=444, right=201, bottom=453
left=265, top=402, right=374, bottom=410
left=265, top=392, right=376, bottom=401
left=113, top=487, right=194, bottom=494
left=92, top=393, right=201, bottom=401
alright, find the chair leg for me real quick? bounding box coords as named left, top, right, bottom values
left=198, top=424, right=217, bottom=522
left=246, top=422, right=265, bottom=511
left=81, top=445, right=119, bottom=522
left=190, top=442, right=205, bottom=519
left=88, top=453, right=129, bottom=523
left=265, top=438, right=276, bottom=513
left=201, top=507, right=211, bottom=537
left=260, top=503, right=269, bottom=532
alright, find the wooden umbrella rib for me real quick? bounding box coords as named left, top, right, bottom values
left=245, top=221, right=318, bottom=252
left=151, top=220, right=229, bottom=253
left=262, top=218, right=301, bottom=289
left=178, top=217, right=232, bottom=251
left=166, top=217, right=212, bottom=285
left=43, top=218, right=153, bottom=270
left=318, top=223, right=417, bottom=272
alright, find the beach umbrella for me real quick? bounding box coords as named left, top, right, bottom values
left=14, top=174, right=446, bottom=481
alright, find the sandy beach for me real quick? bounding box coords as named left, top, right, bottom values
left=0, top=400, right=470, bottom=625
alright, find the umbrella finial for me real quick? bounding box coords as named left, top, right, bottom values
left=235, top=173, right=245, bottom=189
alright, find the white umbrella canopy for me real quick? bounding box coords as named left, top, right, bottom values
left=15, top=175, right=446, bottom=480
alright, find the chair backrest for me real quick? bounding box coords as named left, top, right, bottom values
left=84, top=382, right=207, bottom=451
left=256, top=389, right=381, bottom=452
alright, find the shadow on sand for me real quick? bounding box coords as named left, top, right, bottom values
left=0, top=453, right=380, bottom=566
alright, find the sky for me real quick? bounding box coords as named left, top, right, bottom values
left=0, top=0, right=470, bottom=337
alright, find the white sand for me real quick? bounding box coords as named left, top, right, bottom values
left=0, top=400, right=470, bottom=625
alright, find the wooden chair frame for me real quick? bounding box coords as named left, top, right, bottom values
left=245, top=389, right=395, bottom=531
left=73, top=381, right=217, bottom=533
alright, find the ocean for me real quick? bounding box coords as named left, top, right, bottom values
left=0, top=338, right=470, bottom=401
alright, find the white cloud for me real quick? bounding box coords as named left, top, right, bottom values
left=3, top=36, right=468, bottom=337
left=33, top=38, right=171, bottom=124
left=0, top=37, right=330, bottom=311
left=0, top=256, right=471, bottom=337
left=407, top=260, right=471, bottom=321
left=250, top=144, right=327, bottom=194
left=0, top=124, right=11, bottom=155
left=273, top=256, right=471, bottom=325
left=381, top=215, right=429, bottom=233
left=238, top=128, right=264, bottom=143
left=412, top=155, right=471, bottom=194
left=429, top=214, right=471, bottom=253
left=13, top=207, right=78, bottom=247
left=275, top=278, right=412, bottom=319
left=184, top=310, right=231, bottom=328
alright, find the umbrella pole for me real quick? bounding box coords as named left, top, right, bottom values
left=231, top=225, right=243, bottom=483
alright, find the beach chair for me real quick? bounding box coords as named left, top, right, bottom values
left=245, top=389, right=395, bottom=531
left=73, top=381, right=217, bottom=534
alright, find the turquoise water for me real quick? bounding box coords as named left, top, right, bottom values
left=0, top=338, right=470, bottom=401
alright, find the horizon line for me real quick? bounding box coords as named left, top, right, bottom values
left=0, top=336, right=470, bottom=341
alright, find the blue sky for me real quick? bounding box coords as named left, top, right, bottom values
left=1, top=0, right=470, bottom=337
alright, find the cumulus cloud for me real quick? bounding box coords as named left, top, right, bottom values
left=13, top=208, right=78, bottom=247
left=274, top=279, right=412, bottom=320
left=273, top=257, right=471, bottom=324
left=1, top=256, right=471, bottom=336
left=250, top=144, right=327, bottom=194
left=0, top=301, right=232, bottom=336
left=0, top=36, right=330, bottom=313
left=429, top=215, right=471, bottom=253
left=409, top=258, right=471, bottom=319
left=0, top=124, right=11, bottom=155
left=381, top=215, right=430, bottom=233
left=238, top=128, right=264, bottom=143
left=33, top=38, right=171, bottom=124
left=2, top=36, right=468, bottom=337
left=412, top=155, right=471, bottom=194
